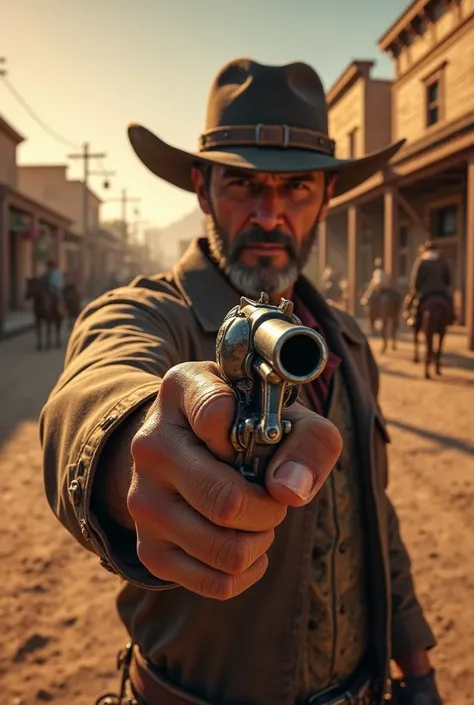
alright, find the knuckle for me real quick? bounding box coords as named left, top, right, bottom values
left=213, top=533, right=252, bottom=575
left=200, top=573, right=237, bottom=601
left=303, top=417, right=343, bottom=463
left=205, top=478, right=248, bottom=526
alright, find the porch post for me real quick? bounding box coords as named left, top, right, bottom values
left=0, top=194, right=9, bottom=333
left=317, top=219, right=328, bottom=285
left=384, top=186, right=399, bottom=285
left=466, top=156, right=474, bottom=351
left=347, top=205, right=359, bottom=316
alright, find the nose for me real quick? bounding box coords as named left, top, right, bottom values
left=249, top=187, right=284, bottom=232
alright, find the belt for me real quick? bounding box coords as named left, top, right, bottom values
left=129, top=645, right=378, bottom=705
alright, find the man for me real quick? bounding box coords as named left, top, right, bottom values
left=321, top=266, right=342, bottom=302
left=404, top=241, right=454, bottom=327
left=45, top=259, right=63, bottom=297
left=40, top=59, right=442, bottom=705
left=361, top=258, right=391, bottom=305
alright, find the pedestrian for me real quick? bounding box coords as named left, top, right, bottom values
left=40, top=58, right=442, bottom=705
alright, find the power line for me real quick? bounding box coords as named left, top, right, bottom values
left=0, top=73, right=81, bottom=150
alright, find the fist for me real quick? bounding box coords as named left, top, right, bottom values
left=129, top=361, right=342, bottom=599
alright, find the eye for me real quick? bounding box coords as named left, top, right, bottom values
left=228, top=177, right=251, bottom=188
left=287, top=180, right=309, bottom=190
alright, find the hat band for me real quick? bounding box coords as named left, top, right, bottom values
left=198, top=124, right=335, bottom=156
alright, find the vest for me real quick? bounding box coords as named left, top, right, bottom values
left=299, top=369, right=369, bottom=695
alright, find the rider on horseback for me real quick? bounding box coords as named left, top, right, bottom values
left=361, top=257, right=391, bottom=306
left=404, top=241, right=455, bottom=328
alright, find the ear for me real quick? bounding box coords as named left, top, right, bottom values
left=319, top=174, right=337, bottom=222
left=191, top=166, right=212, bottom=215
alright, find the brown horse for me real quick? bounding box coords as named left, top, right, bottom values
left=413, top=295, right=451, bottom=379
left=362, top=288, right=402, bottom=354
left=63, top=282, right=82, bottom=330
left=25, top=277, right=64, bottom=350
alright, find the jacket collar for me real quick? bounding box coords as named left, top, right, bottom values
left=172, top=238, right=366, bottom=347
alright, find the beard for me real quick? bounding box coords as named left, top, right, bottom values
left=205, top=213, right=319, bottom=299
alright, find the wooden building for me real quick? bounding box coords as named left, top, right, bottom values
left=308, top=0, right=474, bottom=349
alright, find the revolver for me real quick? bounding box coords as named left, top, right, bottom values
left=216, top=292, right=328, bottom=485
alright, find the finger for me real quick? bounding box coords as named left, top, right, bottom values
left=265, top=402, right=342, bottom=507
left=132, top=483, right=274, bottom=575
left=136, top=538, right=269, bottom=600
left=131, top=425, right=288, bottom=533
left=162, top=361, right=237, bottom=463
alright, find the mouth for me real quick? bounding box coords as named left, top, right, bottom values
left=243, top=243, right=288, bottom=255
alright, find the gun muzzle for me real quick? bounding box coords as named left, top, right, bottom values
left=253, top=319, right=328, bottom=384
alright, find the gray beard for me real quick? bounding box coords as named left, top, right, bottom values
left=205, top=215, right=317, bottom=299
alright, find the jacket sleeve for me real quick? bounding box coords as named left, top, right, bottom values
left=39, top=284, right=191, bottom=589
left=365, top=343, right=436, bottom=656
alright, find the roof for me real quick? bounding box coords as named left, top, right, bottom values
left=378, top=0, right=429, bottom=51
left=0, top=182, right=73, bottom=227
left=326, top=61, right=375, bottom=109
left=0, top=114, right=25, bottom=145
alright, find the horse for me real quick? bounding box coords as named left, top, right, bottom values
left=361, top=288, right=402, bottom=354
left=63, top=282, right=82, bottom=330
left=413, top=295, right=451, bottom=379
left=25, top=276, right=64, bottom=350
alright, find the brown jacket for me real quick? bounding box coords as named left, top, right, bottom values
left=40, top=239, right=435, bottom=705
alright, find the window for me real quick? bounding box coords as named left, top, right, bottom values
left=348, top=129, right=357, bottom=158
left=431, top=204, right=458, bottom=238
left=426, top=80, right=440, bottom=125
left=399, top=225, right=409, bottom=249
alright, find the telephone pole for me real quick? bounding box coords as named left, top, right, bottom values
left=67, top=142, right=107, bottom=293
left=106, top=189, right=141, bottom=242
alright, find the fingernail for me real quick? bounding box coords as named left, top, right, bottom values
left=273, top=461, right=314, bottom=500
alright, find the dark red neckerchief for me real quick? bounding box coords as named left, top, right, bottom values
left=292, top=295, right=341, bottom=417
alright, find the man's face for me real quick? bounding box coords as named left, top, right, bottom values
left=192, top=166, right=335, bottom=300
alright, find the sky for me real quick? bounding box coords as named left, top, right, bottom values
left=1, top=0, right=411, bottom=231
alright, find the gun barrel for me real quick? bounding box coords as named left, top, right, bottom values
left=253, top=319, right=328, bottom=384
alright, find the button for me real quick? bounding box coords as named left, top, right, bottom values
left=100, top=415, right=118, bottom=430
left=80, top=520, right=91, bottom=542
left=308, top=619, right=318, bottom=630
left=68, top=479, right=82, bottom=506
left=339, top=542, right=349, bottom=554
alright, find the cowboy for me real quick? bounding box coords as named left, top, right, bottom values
left=45, top=259, right=64, bottom=299
left=321, top=266, right=342, bottom=302
left=40, top=59, right=442, bottom=705
left=361, top=258, right=392, bottom=306
left=404, top=241, right=454, bottom=327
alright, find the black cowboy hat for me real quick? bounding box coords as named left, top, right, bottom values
left=128, top=58, right=405, bottom=197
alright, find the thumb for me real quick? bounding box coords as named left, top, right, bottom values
left=264, top=404, right=342, bottom=507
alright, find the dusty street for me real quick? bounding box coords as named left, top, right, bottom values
left=0, top=326, right=473, bottom=705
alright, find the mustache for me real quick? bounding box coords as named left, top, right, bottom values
left=230, top=228, right=297, bottom=258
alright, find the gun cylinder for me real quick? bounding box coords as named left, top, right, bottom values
left=252, top=319, right=328, bottom=384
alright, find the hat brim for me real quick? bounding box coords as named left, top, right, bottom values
left=128, top=124, right=405, bottom=198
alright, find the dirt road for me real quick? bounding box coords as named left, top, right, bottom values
left=1, top=327, right=473, bottom=705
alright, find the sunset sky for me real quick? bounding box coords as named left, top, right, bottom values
left=2, top=0, right=410, bottom=231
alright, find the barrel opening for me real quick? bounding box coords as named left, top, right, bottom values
left=279, top=334, right=322, bottom=378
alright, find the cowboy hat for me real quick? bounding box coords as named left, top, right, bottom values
left=128, top=58, right=405, bottom=197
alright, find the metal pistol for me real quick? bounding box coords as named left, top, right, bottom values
left=215, top=292, right=329, bottom=486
